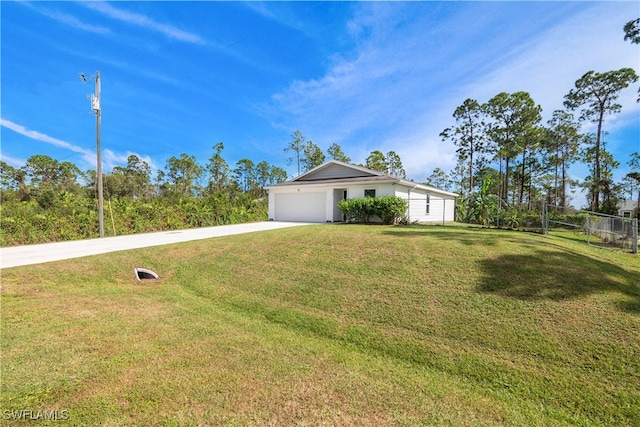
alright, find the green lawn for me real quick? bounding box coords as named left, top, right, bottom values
left=1, top=224, right=639, bottom=426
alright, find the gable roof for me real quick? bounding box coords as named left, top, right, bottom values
left=293, top=160, right=384, bottom=181
left=266, top=160, right=458, bottom=198
left=618, top=199, right=638, bottom=211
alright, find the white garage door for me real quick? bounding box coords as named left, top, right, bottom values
left=275, top=192, right=326, bottom=222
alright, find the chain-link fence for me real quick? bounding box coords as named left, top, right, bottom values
left=543, top=204, right=638, bottom=254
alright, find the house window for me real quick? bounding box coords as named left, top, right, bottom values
left=622, top=211, right=631, bottom=218
left=364, top=189, right=376, bottom=198
left=425, top=194, right=430, bottom=215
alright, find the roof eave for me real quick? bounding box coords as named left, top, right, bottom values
left=265, top=177, right=400, bottom=190
left=396, top=179, right=459, bottom=197
left=266, top=177, right=458, bottom=197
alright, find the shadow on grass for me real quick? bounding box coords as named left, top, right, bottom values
left=383, top=225, right=640, bottom=313
left=382, top=225, right=536, bottom=247
left=477, top=248, right=640, bottom=314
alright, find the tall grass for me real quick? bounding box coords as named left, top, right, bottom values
left=0, top=195, right=267, bottom=246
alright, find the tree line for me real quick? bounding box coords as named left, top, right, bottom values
left=0, top=143, right=283, bottom=245
left=0, top=135, right=409, bottom=208
left=0, top=131, right=408, bottom=245
left=284, top=129, right=407, bottom=178
left=0, top=143, right=286, bottom=205
left=429, top=19, right=639, bottom=217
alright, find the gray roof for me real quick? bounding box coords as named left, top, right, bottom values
left=265, top=160, right=459, bottom=198
left=619, top=199, right=639, bottom=211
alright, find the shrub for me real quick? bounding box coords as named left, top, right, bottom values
left=374, top=196, right=409, bottom=224
left=547, top=212, right=588, bottom=230
left=0, top=195, right=269, bottom=246
left=338, top=196, right=408, bottom=225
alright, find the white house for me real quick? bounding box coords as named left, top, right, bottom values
left=618, top=199, right=638, bottom=218
left=265, top=160, right=458, bottom=223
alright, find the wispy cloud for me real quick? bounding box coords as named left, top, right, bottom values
left=102, top=149, right=156, bottom=172
left=264, top=3, right=461, bottom=171
left=81, top=1, right=204, bottom=45
left=241, top=2, right=316, bottom=37
left=1, top=118, right=93, bottom=157
left=462, top=5, right=639, bottom=122
left=19, top=1, right=111, bottom=34
left=74, top=52, right=185, bottom=88
left=46, top=9, right=111, bottom=34
left=0, top=118, right=155, bottom=172
left=265, top=2, right=639, bottom=181
left=0, top=153, right=27, bottom=169
left=1, top=117, right=98, bottom=168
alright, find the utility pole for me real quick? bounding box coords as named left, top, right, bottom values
left=80, top=71, right=104, bottom=237
left=95, top=72, right=104, bottom=238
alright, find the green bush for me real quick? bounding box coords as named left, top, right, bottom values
left=0, top=195, right=268, bottom=246
left=548, top=212, right=588, bottom=229
left=338, top=196, right=408, bottom=225
left=338, top=197, right=376, bottom=223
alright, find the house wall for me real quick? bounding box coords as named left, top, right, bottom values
left=269, top=184, right=397, bottom=222
left=346, top=184, right=396, bottom=199
left=268, top=183, right=456, bottom=223
left=395, top=187, right=455, bottom=223
left=618, top=200, right=638, bottom=218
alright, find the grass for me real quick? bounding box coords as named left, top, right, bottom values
left=1, top=224, right=639, bottom=426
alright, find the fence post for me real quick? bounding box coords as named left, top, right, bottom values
left=634, top=218, right=638, bottom=255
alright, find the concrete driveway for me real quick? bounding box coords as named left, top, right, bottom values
left=0, top=221, right=314, bottom=269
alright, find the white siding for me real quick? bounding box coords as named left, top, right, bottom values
left=396, top=187, right=455, bottom=223
left=268, top=182, right=456, bottom=223
left=348, top=184, right=395, bottom=199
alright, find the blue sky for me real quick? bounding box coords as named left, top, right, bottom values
left=2, top=1, right=639, bottom=204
